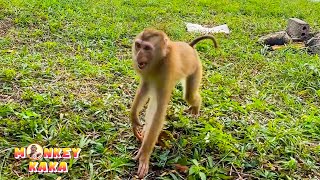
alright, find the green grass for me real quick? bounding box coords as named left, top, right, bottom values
left=1, top=0, right=320, bottom=179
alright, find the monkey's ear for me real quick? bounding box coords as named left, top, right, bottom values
left=164, top=38, right=169, bottom=48
left=163, top=38, right=169, bottom=56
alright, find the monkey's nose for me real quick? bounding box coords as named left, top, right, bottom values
left=138, top=62, right=147, bottom=69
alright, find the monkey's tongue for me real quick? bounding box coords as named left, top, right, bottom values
left=138, top=62, right=147, bottom=69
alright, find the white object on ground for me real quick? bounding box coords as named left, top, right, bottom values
left=186, top=23, right=230, bottom=34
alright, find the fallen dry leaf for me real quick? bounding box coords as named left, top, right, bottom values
left=271, top=42, right=305, bottom=50
left=4, top=49, right=14, bottom=53
left=173, top=164, right=189, bottom=173
left=271, top=45, right=285, bottom=50
left=292, top=42, right=306, bottom=48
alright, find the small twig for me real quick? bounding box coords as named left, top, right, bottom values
left=0, top=148, right=12, bottom=154
left=229, top=165, right=233, bottom=176
left=13, top=170, right=22, bottom=178
left=214, top=150, right=232, bottom=166
left=231, top=164, right=243, bottom=180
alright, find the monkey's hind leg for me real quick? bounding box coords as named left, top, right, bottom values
left=184, top=66, right=202, bottom=115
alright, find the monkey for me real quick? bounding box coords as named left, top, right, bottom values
left=130, top=29, right=218, bottom=178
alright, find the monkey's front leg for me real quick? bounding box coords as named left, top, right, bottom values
left=130, top=82, right=149, bottom=142
left=133, top=88, right=171, bottom=178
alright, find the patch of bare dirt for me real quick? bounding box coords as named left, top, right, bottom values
left=0, top=18, right=13, bottom=36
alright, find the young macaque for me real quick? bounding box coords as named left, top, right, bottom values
left=130, top=29, right=218, bottom=178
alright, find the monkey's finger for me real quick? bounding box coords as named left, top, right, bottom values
left=137, top=162, right=143, bottom=177
left=137, top=131, right=144, bottom=142
left=133, top=129, right=144, bottom=142
left=143, top=164, right=149, bottom=177
left=133, top=129, right=139, bottom=138
left=133, top=127, right=139, bottom=135
left=138, top=163, right=148, bottom=178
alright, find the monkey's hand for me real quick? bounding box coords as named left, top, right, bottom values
left=131, top=117, right=144, bottom=142
left=133, top=125, right=144, bottom=142
left=133, top=148, right=150, bottom=178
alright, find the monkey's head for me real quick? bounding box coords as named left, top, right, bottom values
left=132, top=29, right=169, bottom=72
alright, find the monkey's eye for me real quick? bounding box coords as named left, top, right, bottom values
left=135, top=42, right=141, bottom=49
left=144, top=46, right=152, bottom=51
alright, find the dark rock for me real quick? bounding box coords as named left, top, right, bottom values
left=286, top=18, right=310, bottom=41
left=258, top=31, right=292, bottom=46
left=306, top=37, right=320, bottom=55
left=306, top=37, right=320, bottom=47
left=305, top=32, right=318, bottom=41
left=309, top=45, right=320, bottom=55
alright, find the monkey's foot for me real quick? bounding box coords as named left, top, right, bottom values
left=137, top=159, right=149, bottom=178
left=187, top=106, right=200, bottom=116
left=133, top=150, right=149, bottom=178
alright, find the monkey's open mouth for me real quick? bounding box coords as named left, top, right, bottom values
left=138, top=62, right=147, bottom=69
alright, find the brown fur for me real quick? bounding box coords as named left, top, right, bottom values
left=130, top=29, right=218, bottom=178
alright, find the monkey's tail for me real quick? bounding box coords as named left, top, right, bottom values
left=189, top=35, right=218, bottom=48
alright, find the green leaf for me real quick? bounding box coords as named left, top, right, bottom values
left=199, top=172, right=206, bottom=180
left=191, top=159, right=199, bottom=166
left=89, top=162, right=94, bottom=179
left=189, top=165, right=198, bottom=175
left=193, top=148, right=199, bottom=159
left=169, top=172, right=179, bottom=180
left=69, top=157, right=74, bottom=168
left=207, top=156, right=214, bottom=168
